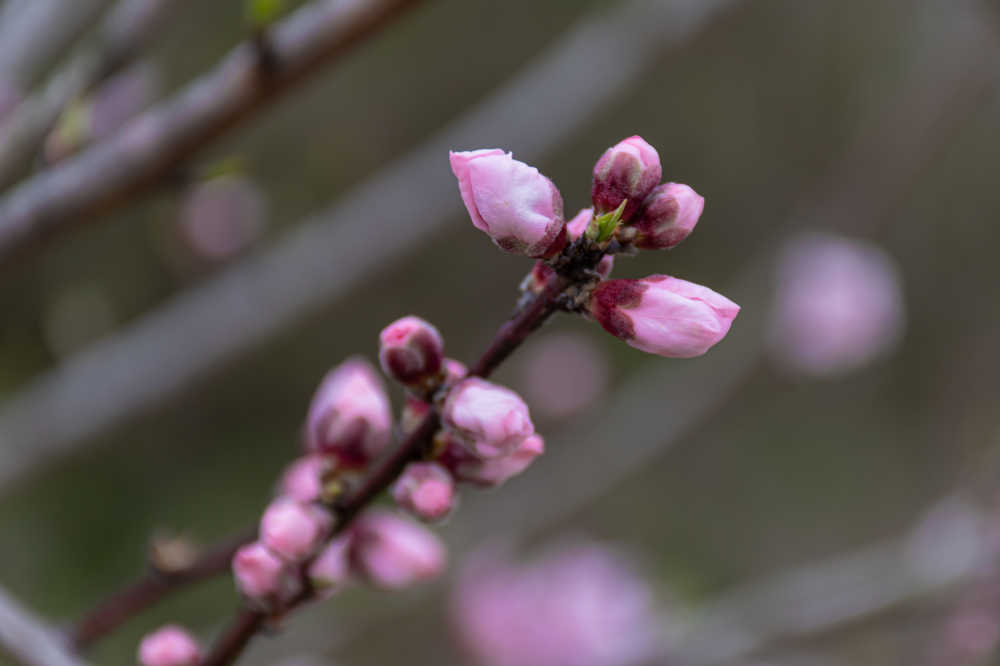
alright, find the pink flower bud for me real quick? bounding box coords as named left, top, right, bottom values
left=232, top=541, right=295, bottom=601
left=308, top=533, right=353, bottom=591
left=450, top=434, right=544, bottom=488
left=590, top=275, right=739, bottom=358
left=378, top=316, right=445, bottom=386
left=591, top=135, right=662, bottom=220
left=352, top=510, right=447, bottom=589
left=260, top=499, right=331, bottom=562
left=631, top=183, right=704, bottom=250
left=391, top=462, right=456, bottom=521
left=442, top=378, right=535, bottom=458
left=304, top=358, right=392, bottom=467
left=450, top=149, right=566, bottom=258
left=279, top=455, right=332, bottom=503
left=138, top=625, right=201, bottom=666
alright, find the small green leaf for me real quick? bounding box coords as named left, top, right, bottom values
left=245, top=0, right=286, bottom=27
left=585, top=199, right=627, bottom=245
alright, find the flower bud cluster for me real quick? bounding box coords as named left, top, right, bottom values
left=379, top=320, right=544, bottom=518
left=453, top=136, right=739, bottom=359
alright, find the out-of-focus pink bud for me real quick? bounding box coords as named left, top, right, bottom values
left=442, top=378, right=534, bottom=458
left=378, top=316, right=445, bottom=386
left=451, top=541, right=662, bottom=666
left=631, top=183, right=704, bottom=250
left=178, top=175, right=266, bottom=262
left=565, top=208, right=614, bottom=278
left=279, top=455, right=332, bottom=503
left=304, top=358, right=392, bottom=467
left=591, top=135, right=661, bottom=221
left=450, top=149, right=566, bottom=258
left=450, top=434, right=544, bottom=488
left=589, top=275, right=739, bottom=358
left=138, top=625, right=201, bottom=666
left=260, top=499, right=331, bottom=562
left=352, top=510, right=447, bottom=589
left=308, top=534, right=353, bottom=591
left=768, top=232, right=905, bottom=377
left=516, top=333, right=609, bottom=420
left=391, top=462, right=456, bottom=521
left=232, top=541, right=294, bottom=601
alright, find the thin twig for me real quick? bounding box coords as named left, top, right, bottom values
left=0, top=585, right=87, bottom=666
left=0, top=0, right=186, bottom=188
left=69, top=526, right=255, bottom=650
left=0, top=0, right=426, bottom=267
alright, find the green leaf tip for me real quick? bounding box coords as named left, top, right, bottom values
left=585, top=199, right=627, bottom=244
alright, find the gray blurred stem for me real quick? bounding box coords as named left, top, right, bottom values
left=0, top=0, right=113, bottom=90
left=0, top=0, right=186, bottom=189
left=0, top=0, right=742, bottom=491
left=0, top=585, right=87, bottom=666
left=0, top=0, right=427, bottom=266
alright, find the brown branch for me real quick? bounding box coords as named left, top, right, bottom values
left=202, top=272, right=572, bottom=666
left=69, top=526, right=255, bottom=651
left=0, top=0, right=426, bottom=268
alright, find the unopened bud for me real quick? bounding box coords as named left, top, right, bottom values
left=232, top=541, right=297, bottom=602
left=260, top=498, right=330, bottom=562
left=352, top=510, right=447, bottom=589
left=392, top=462, right=456, bottom=521
left=591, top=136, right=661, bottom=221
left=378, top=316, right=444, bottom=386
left=630, top=183, right=703, bottom=250
left=450, top=149, right=566, bottom=258
left=442, top=378, right=535, bottom=458
left=279, top=455, right=333, bottom=503
left=138, top=625, right=201, bottom=666
left=303, top=358, right=392, bottom=467
left=589, top=275, right=739, bottom=358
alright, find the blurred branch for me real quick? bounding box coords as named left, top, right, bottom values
left=671, top=497, right=986, bottom=666
left=68, top=526, right=255, bottom=651
left=0, top=585, right=87, bottom=666
left=0, top=0, right=427, bottom=267
left=0, top=0, right=113, bottom=90
left=0, top=0, right=742, bottom=490
left=0, top=0, right=186, bottom=189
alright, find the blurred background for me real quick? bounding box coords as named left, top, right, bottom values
left=0, top=0, right=999, bottom=664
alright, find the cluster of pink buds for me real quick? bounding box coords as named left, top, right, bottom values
left=134, top=137, right=739, bottom=662
left=451, top=136, right=739, bottom=359
left=228, top=313, right=547, bottom=611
